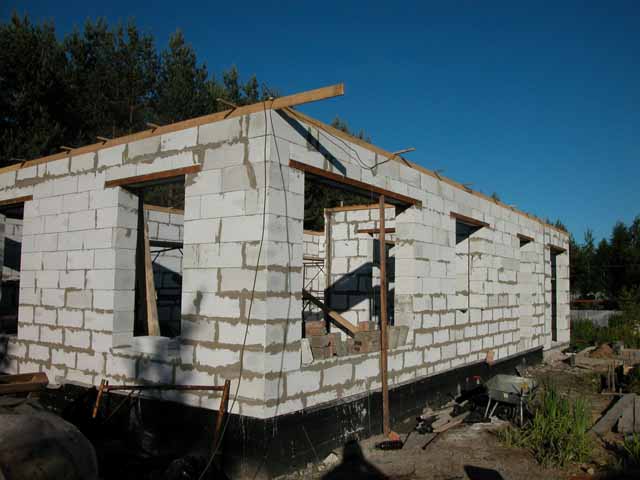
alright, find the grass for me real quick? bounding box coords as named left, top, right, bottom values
left=623, top=434, right=640, bottom=468
left=498, top=386, right=592, bottom=468
left=571, top=314, right=640, bottom=351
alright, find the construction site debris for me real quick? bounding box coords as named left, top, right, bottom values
left=0, top=372, right=49, bottom=396
left=590, top=343, right=615, bottom=359
left=591, top=393, right=638, bottom=436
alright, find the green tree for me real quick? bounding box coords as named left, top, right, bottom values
left=155, top=30, right=214, bottom=124
left=0, top=13, right=69, bottom=162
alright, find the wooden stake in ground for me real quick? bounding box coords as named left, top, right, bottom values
left=379, top=195, right=391, bottom=436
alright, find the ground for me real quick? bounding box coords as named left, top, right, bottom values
left=286, top=352, right=637, bottom=480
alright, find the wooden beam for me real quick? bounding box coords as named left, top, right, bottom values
left=357, top=227, right=395, bottom=235
left=379, top=195, right=391, bottom=437
left=213, top=379, right=231, bottom=452
left=517, top=233, right=535, bottom=244
left=302, top=289, right=357, bottom=337
left=547, top=243, right=567, bottom=254
left=0, top=372, right=48, bottom=396
left=0, top=84, right=344, bottom=176
left=283, top=106, right=569, bottom=237
left=289, top=160, right=421, bottom=207
left=143, top=218, right=160, bottom=336
left=105, top=165, right=201, bottom=189
left=450, top=212, right=490, bottom=229
left=0, top=195, right=33, bottom=208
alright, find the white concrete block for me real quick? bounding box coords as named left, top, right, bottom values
left=65, top=329, right=91, bottom=349
left=161, top=127, right=197, bottom=151
left=69, top=210, right=95, bottom=231
left=98, top=144, right=125, bottom=167
left=195, top=345, right=239, bottom=367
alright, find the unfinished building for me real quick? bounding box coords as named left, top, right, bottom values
left=0, top=84, right=570, bottom=476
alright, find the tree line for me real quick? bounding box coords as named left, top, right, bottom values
left=0, top=13, right=274, bottom=166
left=570, top=216, right=640, bottom=302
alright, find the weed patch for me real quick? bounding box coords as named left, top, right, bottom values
left=498, top=386, right=591, bottom=467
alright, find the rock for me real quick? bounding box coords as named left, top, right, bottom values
left=323, top=452, right=339, bottom=468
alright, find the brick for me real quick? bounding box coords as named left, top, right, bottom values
left=161, top=127, right=197, bottom=151
left=91, top=332, right=114, bottom=352
left=77, top=352, right=105, bottom=373
left=29, top=344, right=50, bottom=361
left=65, top=329, right=91, bottom=349
left=59, top=309, right=83, bottom=328
left=287, top=370, right=320, bottom=396
left=34, top=307, right=57, bottom=325
left=42, top=252, right=67, bottom=270
left=66, top=290, right=93, bottom=309
left=60, top=270, right=85, bottom=289
left=69, top=210, right=95, bottom=231
left=97, top=144, right=125, bottom=167
left=19, top=324, right=39, bottom=341
left=355, top=357, right=379, bottom=378
left=195, top=345, right=239, bottom=367
left=138, top=359, right=174, bottom=383
left=323, top=364, right=353, bottom=386
left=67, top=250, right=94, bottom=270
left=41, top=326, right=63, bottom=344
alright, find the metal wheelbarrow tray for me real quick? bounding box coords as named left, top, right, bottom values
left=485, top=374, right=537, bottom=405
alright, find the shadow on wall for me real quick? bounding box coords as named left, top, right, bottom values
left=327, top=261, right=395, bottom=326
left=0, top=334, right=8, bottom=372
left=151, top=262, right=182, bottom=338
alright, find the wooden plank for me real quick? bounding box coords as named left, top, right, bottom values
left=144, top=204, right=185, bottom=215
left=303, top=229, right=325, bottom=236
left=357, top=227, right=396, bottom=235
left=0, top=84, right=344, bottom=176
left=105, top=165, right=201, bottom=189
left=289, top=160, right=421, bottom=207
left=379, top=195, right=390, bottom=436
left=325, top=203, right=394, bottom=213
left=450, top=212, right=490, bottom=229
left=0, top=195, right=33, bottom=208
left=283, top=106, right=569, bottom=236
left=592, top=393, right=636, bottom=436
left=0, top=372, right=48, bottom=395
left=302, top=289, right=357, bottom=337
left=143, top=218, right=161, bottom=336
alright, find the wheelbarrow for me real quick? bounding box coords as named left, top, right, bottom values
left=484, top=374, right=537, bottom=425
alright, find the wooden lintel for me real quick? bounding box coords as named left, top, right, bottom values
left=450, top=212, right=490, bottom=229
left=517, top=233, right=535, bottom=244
left=302, top=289, right=357, bottom=337
left=143, top=218, right=160, bottom=336
left=547, top=243, right=567, bottom=254
left=149, top=239, right=183, bottom=250
left=0, top=195, right=33, bottom=208
left=303, top=229, right=325, bottom=236
left=324, top=203, right=394, bottom=213
left=105, top=165, right=201, bottom=189
left=357, top=227, right=396, bottom=235
left=289, top=160, right=421, bottom=208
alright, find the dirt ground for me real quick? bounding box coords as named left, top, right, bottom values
left=292, top=354, right=636, bottom=480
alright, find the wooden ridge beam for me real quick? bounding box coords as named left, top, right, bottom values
left=289, top=160, right=421, bottom=208
left=0, top=84, right=344, bottom=176
left=282, top=106, right=569, bottom=236
left=302, top=289, right=357, bottom=337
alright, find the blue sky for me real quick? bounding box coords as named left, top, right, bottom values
left=3, top=1, right=639, bottom=243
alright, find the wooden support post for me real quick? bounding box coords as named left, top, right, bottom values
left=143, top=215, right=160, bottom=336
left=379, top=195, right=390, bottom=436
left=134, top=196, right=160, bottom=336
left=324, top=209, right=333, bottom=333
